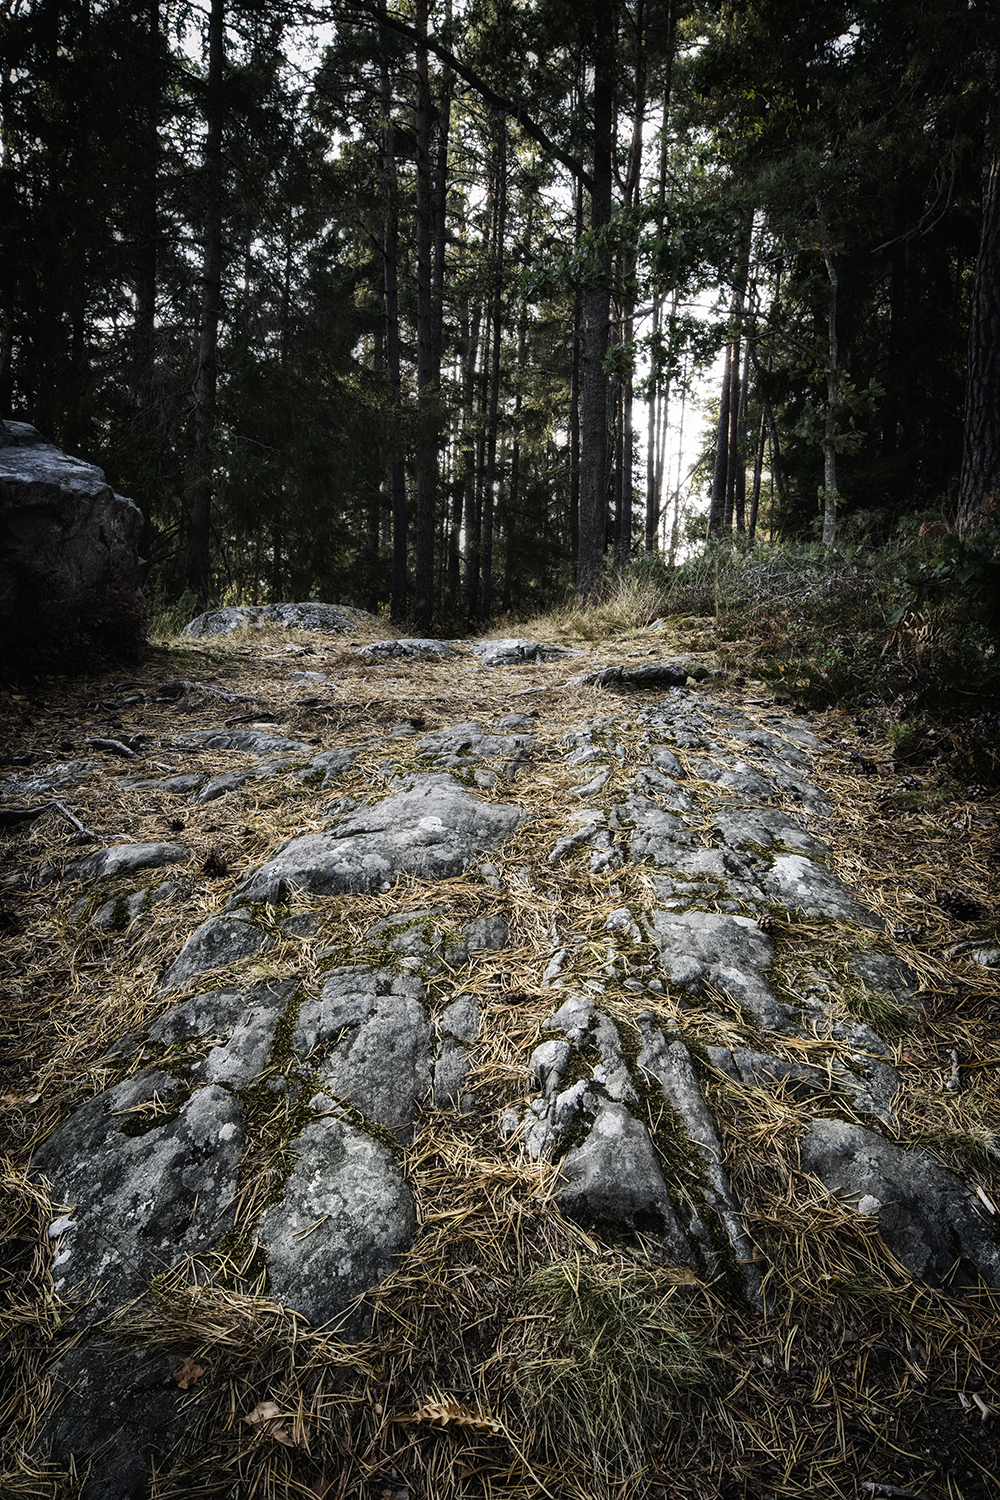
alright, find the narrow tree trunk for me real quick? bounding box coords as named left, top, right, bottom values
left=645, top=294, right=660, bottom=554
left=958, top=130, right=1000, bottom=535
left=462, top=300, right=482, bottom=621
left=817, top=198, right=839, bottom=548
left=569, top=173, right=584, bottom=586
left=733, top=339, right=751, bottom=534
left=480, top=111, right=507, bottom=625
left=723, top=327, right=741, bottom=531
left=748, top=408, right=766, bottom=546
left=577, top=14, right=614, bottom=601
left=379, top=13, right=408, bottom=622
left=186, top=0, right=225, bottom=603
left=132, top=0, right=160, bottom=414
left=412, top=0, right=436, bottom=633
left=707, top=340, right=732, bottom=538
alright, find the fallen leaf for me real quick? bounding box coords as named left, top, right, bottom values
left=244, top=1400, right=286, bottom=1426
left=172, top=1357, right=204, bottom=1390
left=243, top=1400, right=308, bottom=1449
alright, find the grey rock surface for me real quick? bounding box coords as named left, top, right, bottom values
left=258, top=1116, right=417, bottom=1329
left=0, top=422, right=145, bottom=661
left=39, top=1342, right=190, bottom=1500
left=645, top=909, right=795, bottom=1031
left=63, top=841, right=189, bottom=882
left=469, top=637, right=569, bottom=666
left=148, top=980, right=297, bottom=1087
left=801, top=1119, right=1000, bottom=1287
left=181, top=602, right=372, bottom=637
left=230, top=776, right=523, bottom=903
left=20, top=642, right=1000, bottom=1500
left=160, top=908, right=274, bottom=990
left=31, top=1072, right=245, bottom=1321
left=356, top=637, right=456, bottom=660
left=556, top=1100, right=697, bottom=1263
left=295, top=966, right=433, bottom=1139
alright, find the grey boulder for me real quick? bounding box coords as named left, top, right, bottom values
left=62, top=841, right=189, bottom=883
left=556, top=1100, right=697, bottom=1264
left=355, top=637, right=456, bottom=661
left=180, top=602, right=372, bottom=637
left=0, top=422, right=145, bottom=662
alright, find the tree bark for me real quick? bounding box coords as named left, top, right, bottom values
left=707, top=339, right=732, bottom=538
left=480, top=111, right=506, bottom=625
left=186, top=0, right=225, bottom=604
left=958, top=132, right=1000, bottom=535
left=412, top=0, right=436, bottom=633
left=577, top=11, right=614, bottom=601
left=379, top=11, right=408, bottom=623
left=817, top=198, right=839, bottom=548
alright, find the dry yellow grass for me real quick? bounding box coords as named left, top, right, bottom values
left=1, top=618, right=999, bottom=1499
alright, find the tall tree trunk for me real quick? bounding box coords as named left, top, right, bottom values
left=379, top=12, right=408, bottom=623
left=613, top=0, right=645, bottom=578
left=577, top=12, right=614, bottom=601
left=645, top=293, right=660, bottom=554
left=958, top=130, right=1000, bottom=535
left=748, top=407, right=766, bottom=546
left=707, top=339, right=732, bottom=538
left=733, top=339, right=750, bottom=534
left=132, top=0, right=160, bottom=415
left=462, top=298, right=482, bottom=621
left=412, top=0, right=436, bottom=633
left=569, top=171, right=584, bottom=586
left=480, top=111, right=506, bottom=625
left=817, top=199, right=839, bottom=548
left=186, top=0, right=225, bottom=603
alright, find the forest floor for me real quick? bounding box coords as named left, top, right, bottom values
left=2, top=612, right=1000, bottom=1500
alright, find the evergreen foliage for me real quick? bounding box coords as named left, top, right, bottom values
left=1, top=0, right=997, bottom=622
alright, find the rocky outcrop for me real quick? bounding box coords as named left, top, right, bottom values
left=0, top=422, right=145, bottom=665
left=8, top=639, right=998, bottom=1498
left=181, top=602, right=372, bottom=637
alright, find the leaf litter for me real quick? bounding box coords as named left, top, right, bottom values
left=0, top=621, right=999, bottom=1498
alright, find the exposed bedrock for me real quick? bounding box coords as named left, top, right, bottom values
left=17, top=661, right=998, bottom=1496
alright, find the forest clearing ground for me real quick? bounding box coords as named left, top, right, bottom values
left=1, top=616, right=999, bottom=1500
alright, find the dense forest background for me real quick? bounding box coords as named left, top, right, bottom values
left=2, top=0, right=998, bottom=634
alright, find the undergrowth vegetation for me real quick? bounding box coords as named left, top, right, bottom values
left=531, top=522, right=999, bottom=796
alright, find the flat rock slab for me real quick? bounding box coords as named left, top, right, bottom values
left=258, top=1116, right=417, bottom=1330
left=62, top=841, right=189, bottom=882
left=148, top=980, right=298, bottom=1087
left=297, top=967, right=434, bottom=1139
left=181, top=727, right=314, bottom=755
left=645, top=909, right=795, bottom=1032
left=230, top=775, right=524, bottom=903
left=161, top=908, right=274, bottom=991
left=801, top=1119, right=1000, bottom=1288
left=355, top=637, right=456, bottom=660
left=181, top=602, right=372, bottom=637
left=31, top=1072, right=245, bottom=1321
left=469, top=637, right=570, bottom=666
